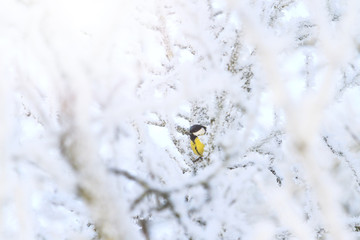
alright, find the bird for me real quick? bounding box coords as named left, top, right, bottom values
left=189, top=124, right=206, bottom=156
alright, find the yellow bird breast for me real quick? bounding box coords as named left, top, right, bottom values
left=191, top=137, right=204, bottom=156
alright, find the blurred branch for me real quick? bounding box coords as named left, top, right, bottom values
left=228, top=161, right=255, bottom=170
left=268, top=0, right=296, bottom=27
left=227, top=32, right=241, bottom=74
left=323, top=135, right=360, bottom=193
left=175, top=125, right=189, bottom=136
left=243, top=130, right=284, bottom=186
left=323, top=136, right=344, bottom=157
left=146, top=113, right=189, bottom=135
left=345, top=125, right=360, bottom=145
left=109, top=168, right=184, bottom=226
left=146, top=120, right=166, bottom=127
left=269, top=165, right=283, bottom=187
left=174, top=43, right=196, bottom=55
left=337, top=66, right=360, bottom=98
left=109, top=167, right=214, bottom=238
left=177, top=113, right=191, bottom=123
left=109, top=167, right=212, bottom=196
left=248, top=130, right=283, bottom=152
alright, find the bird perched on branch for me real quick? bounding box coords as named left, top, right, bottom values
left=190, top=124, right=206, bottom=157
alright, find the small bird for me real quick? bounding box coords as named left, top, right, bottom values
left=189, top=124, right=206, bottom=156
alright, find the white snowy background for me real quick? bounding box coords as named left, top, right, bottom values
left=1, top=0, right=360, bottom=239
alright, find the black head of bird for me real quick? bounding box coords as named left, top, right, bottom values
left=189, top=124, right=206, bottom=156
left=190, top=124, right=206, bottom=137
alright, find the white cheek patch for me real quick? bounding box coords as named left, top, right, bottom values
left=194, top=128, right=206, bottom=136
